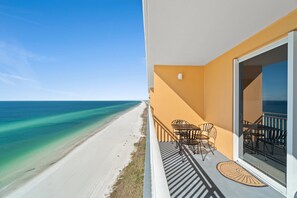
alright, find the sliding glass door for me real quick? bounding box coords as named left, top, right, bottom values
left=238, top=44, right=288, bottom=186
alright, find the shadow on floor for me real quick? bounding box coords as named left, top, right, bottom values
left=159, top=142, right=225, bottom=198
left=159, top=142, right=284, bottom=198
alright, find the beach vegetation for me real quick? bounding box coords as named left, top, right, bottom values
left=109, top=104, right=148, bottom=198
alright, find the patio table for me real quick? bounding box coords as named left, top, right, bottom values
left=242, top=123, right=278, bottom=151
left=172, top=124, right=201, bottom=160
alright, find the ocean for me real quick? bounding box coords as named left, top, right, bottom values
left=0, top=101, right=140, bottom=194
left=263, top=100, right=287, bottom=114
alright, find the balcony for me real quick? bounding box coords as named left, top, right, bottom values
left=144, top=108, right=284, bottom=198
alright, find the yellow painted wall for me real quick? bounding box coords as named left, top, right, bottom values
left=203, top=9, right=297, bottom=159
left=149, top=88, right=155, bottom=112
left=153, top=66, right=205, bottom=135
left=151, top=9, right=297, bottom=160
left=243, top=66, right=263, bottom=123
left=155, top=66, right=205, bottom=119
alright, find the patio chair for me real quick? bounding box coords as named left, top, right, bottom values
left=198, top=123, right=214, bottom=136
left=182, top=128, right=201, bottom=155
left=197, top=123, right=215, bottom=158
left=198, top=123, right=214, bottom=143
left=257, top=128, right=287, bottom=157
left=171, top=119, right=190, bottom=135
left=171, top=119, right=190, bottom=149
left=208, top=127, right=217, bottom=149
left=243, top=120, right=254, bottom=152
left=171, top=119, right=190, bottom=126
left=243, top=120, right=252, bottom=142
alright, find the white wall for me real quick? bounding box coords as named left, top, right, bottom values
left=142, top=0, right=297, bottom=88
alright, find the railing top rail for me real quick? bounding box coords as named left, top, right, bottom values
left=263, top=112, right=287, bottom=117
left=148, top=108, right=171, bottom=198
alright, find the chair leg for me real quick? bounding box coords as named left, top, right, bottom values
left=264, top=143, right=271, bottom=161
left=193, top=145, right=198, bottom=154
left=250, top=137, right=255, bottom=153
left=179, top=143, right=185, bottom=162
left=283, top=146, right=286, bottom=154
left=271, top=144, right=274, bottom=155
left=256, top=139, right=259, bottom=154
left=207, top=141, right=214, bottom=155
left=199, top=142, right=205, bottom=161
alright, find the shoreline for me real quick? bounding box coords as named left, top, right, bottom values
left=0, top=102, right=141, bottom=196
left=109, top=102, right=148, bottom=197
left=6, top=101, right=146, bottom=198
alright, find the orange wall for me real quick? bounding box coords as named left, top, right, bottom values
left=153, top=66, right=205, bottom=133
left=149, top=88, right=155, bottom=111
left=243, top=70, right=263, bottom=123
left=151, top=9, right=297, bottom=160
left=204, top=9, right=297, bottom=130
left=155, top=66, right=205, bottom=119
left=203, top=9, right=297, bottom=159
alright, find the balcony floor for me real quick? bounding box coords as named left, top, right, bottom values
left=159, top=142, right=284, bottom=198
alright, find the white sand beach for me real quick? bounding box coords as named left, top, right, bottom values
left=6, top=101, right=146, bottom=198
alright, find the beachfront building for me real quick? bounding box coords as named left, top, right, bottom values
left=142, top=1, right=297, bottom=197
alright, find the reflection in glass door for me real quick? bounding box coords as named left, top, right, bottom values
left=238, top=44, right=288, bottom=186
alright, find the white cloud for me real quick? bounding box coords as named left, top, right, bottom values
left=0, top=76, right=13, bottom=85
left=0, top=5, right=44, bottom=27
left=0, top=41, right=40, bottom=78
left=0, top=41, right=75, bottom=99
left=0, top=72, right=36, bottom=84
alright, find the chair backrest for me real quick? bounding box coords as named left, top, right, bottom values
left=265, top=129, right=287, bottom=146
left=171, top=119, right=189, bottom=125
left=243, top=120, right=251, bottom=125
left=199, top=123, right=214, bottom=133
left=184, top=129, right=201, bottom=140
left=209, top=127, right=217, bottom=140
left=208, top=127, right=217, bottom=147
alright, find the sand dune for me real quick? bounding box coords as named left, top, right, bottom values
left=6, top=102, right=146, bottom=198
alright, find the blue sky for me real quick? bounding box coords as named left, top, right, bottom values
left=262, top=61, right=287, bottom=101
left=0, top=0, right=147, bottom=100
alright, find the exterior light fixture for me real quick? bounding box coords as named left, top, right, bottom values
left=177, top=73, right=183, bottom=80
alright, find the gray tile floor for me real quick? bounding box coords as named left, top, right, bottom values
left=159, top=142, right=284, bottom=198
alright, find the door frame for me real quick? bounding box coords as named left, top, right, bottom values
left=233, top=36, right=288, bottom=195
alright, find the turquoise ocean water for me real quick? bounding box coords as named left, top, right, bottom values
left=0, top=101, right=139, bottom=194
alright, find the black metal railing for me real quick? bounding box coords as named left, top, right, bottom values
left=261, top=112, right=287, bottom=131
left=153, top=115, right=177, bottom=142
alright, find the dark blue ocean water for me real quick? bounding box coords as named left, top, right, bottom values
left=0, top=101, right=140, bottom=192
left=263, top=100, right=287, bottom=114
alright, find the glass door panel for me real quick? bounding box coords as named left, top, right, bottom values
left=238, top=44, right=288, bottom=186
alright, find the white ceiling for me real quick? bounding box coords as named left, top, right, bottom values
left=143, top=0, right=297, bottom=87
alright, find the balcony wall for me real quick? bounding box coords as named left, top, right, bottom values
left=153, top=66, right=205, bottom=133
left=203, top=9, right=297, bottom=159
left=243, top=66, right=263, bottom=123
left=151, top=9, right=297, bottom=160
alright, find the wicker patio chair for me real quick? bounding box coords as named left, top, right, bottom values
left=208, top=127, right=217, bottom=149
left=171, top=119, right=190, bottom=148
left=182, top=128, right=201, bottom=155
left=257, top=128, right=287, bottom=156
left=197, top=123, right=215, bottom=156
left=198, top=123, right=214, bottom=136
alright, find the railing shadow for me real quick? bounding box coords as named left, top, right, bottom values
left=154, top=116, right=225, bottom=197
left=159, top=142, right=225, bottom=198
